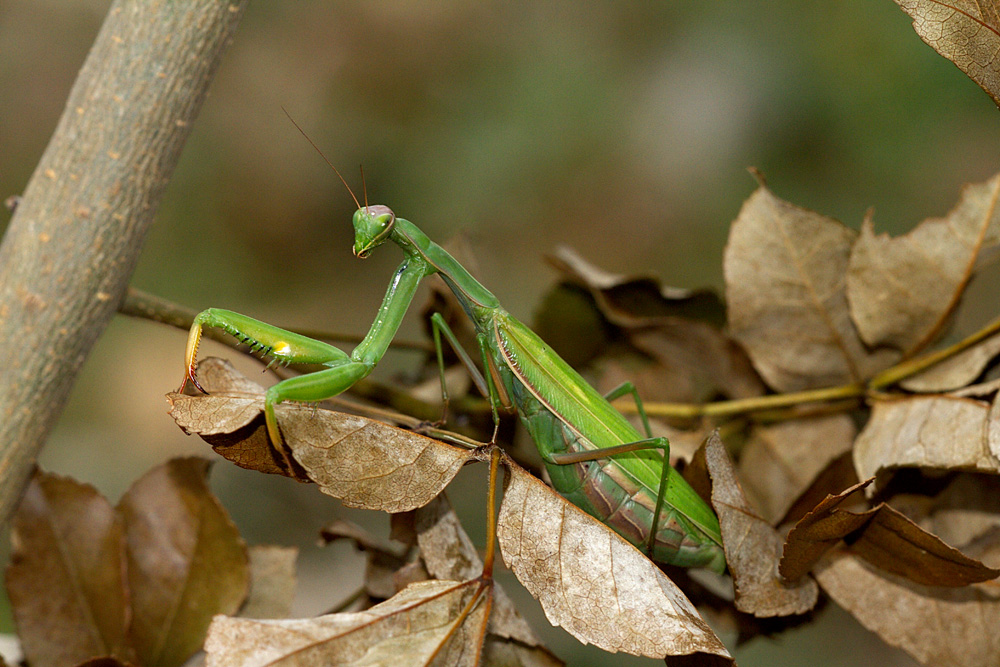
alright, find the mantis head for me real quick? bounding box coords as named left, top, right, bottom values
left=353, top=205, right=396, bottom=258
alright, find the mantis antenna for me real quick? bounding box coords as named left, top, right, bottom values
left=360, top=164, right=369, bottom=211
left=280, top=106, right=361, bottom=210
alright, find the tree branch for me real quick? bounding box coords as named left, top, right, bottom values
left=0, top=0, right=248, bottom=524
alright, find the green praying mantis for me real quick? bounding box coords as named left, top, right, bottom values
left=179, top=172, right=725, bottom=574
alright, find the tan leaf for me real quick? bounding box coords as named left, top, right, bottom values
left=282, top=407, right=474, bottom=513
left=205, top=578, right=492, bottom=667
left=847, top=174, right=1000, bottom=353
left=853, top=396, right=1000, bottom=483
left=816, top=551, right=1000, bottom=667
left=783, top=477, right=1000, bottom=587
left=703, top=432, right=819, bottom=617
left=901, top=330, right=1000, bottom=391
left=495, top=460, right=730, bottom=659
left=893, top=0, right=1000, bottom=107
left=779, top=479, right=875, bottom=582
left=168, top=360, right=476, bottom=513
left=723, top=181, right=898, bottom=392
left=6, top=472, right=133, bottom=667
left=242, top=545, right=298, bottom=620
left=119, top=457, right=250, bottom=667
left=738, top=414, right=856, bottom=524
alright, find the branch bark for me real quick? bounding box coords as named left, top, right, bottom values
left=0, top=0, right=249, bottom=524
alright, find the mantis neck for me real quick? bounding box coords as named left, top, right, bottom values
left=392, top=217, right=502, bottom=326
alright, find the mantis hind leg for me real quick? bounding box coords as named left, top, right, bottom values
left=603, top=381, right=654, bottom=438
left=548, top=436, right=672, bottom=559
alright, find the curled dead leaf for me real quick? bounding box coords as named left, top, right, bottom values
left=547, top=245, right=726, bottom=327
left=495, top=458, right=730, bottom=660
left=849, top=502, right=1000, bottom=587
left=782, top=478, right=1000, bottom=587
left=168, top=358, right=476, bottom=513
left=703, top=432, right=819, bottom=617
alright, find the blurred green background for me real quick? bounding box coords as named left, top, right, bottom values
left=2, top=1, right=998, bottom=665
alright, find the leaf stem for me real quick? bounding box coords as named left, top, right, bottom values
left=620, top=315, right=1000, bottom=420
left=481, top=446, right=501, bottom=577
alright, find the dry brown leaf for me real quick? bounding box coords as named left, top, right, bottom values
left=893, top=0, right=1000, bottom=107
left=168, top=359, right=293, bottom=477
left=547, top=245, right=726, bottom=327
left=854, top=395, right=1000, bottom=483
left=168, top=359, right=476, bottom=513
left=6, top=472, right=134, bottom=667
left=779, top=479, right=875, bottom=582
left=816, top=551, right=1000, bottom=667
left=738, top=414, right=857, bottom=525
left=847, top=174, right=1000, bottom=353
left=850, top=502, right=1000, bottom=587
left=205, top=578, right=492, bottom=667
left=119, top=457, right=249, bottom=667
left=724, top=180, right=898, bottom=392
left=901, top=330, right=1000, bottom=391
left=782, top=476, right=1000, bottom=587
left=242, top=545, right=298, bottom=620
left=703, top=432, right=819, bottom=617
left=495, top=459, right=730, bottom=660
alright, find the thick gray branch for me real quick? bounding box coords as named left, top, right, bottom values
left=0, top=0, right=248, bottom=524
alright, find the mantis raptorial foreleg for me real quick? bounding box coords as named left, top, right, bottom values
left=181, top=253, right=432, bottom=457
left=179, top=308, right=370, bottom=465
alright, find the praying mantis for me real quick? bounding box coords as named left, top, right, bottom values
left=179, top=180, right=725, bottom=574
